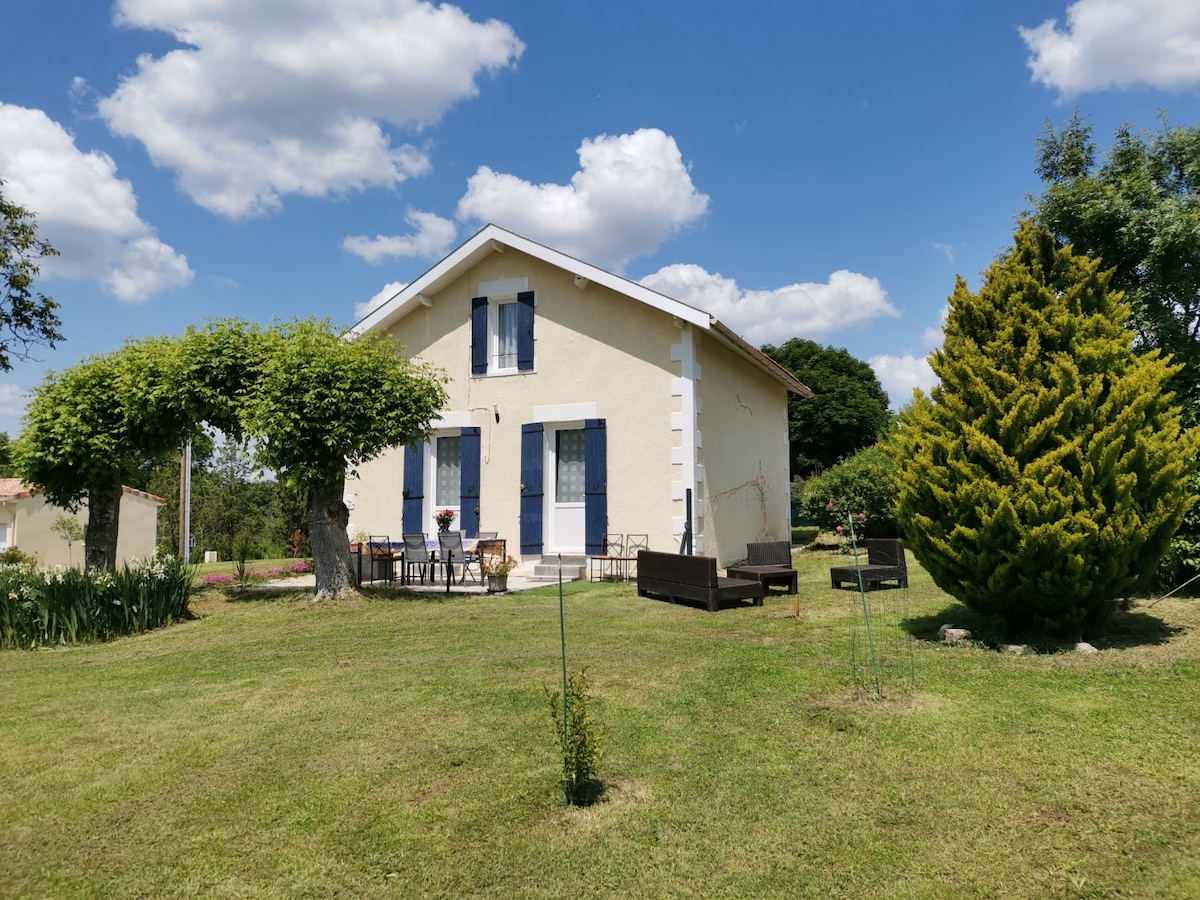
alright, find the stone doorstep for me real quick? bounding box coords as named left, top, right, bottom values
left=525, top=555, right=587, bottom=582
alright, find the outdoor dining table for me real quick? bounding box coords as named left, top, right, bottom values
left=393, top=537, right=479, bottom=586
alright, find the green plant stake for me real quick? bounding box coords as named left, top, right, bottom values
left=557, top=552, right=569, bottom=805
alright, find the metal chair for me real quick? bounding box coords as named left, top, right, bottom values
left=367, top=535, right=395, bottom=583
left=438, top=531, right=478, bottom=584
left=401, top=533, right=432, bottom=584
left=475, top=538, right=507, bottom=572
left=624, top=534, right=649, bottom=580
left=589, top=533, right=624, bottom=582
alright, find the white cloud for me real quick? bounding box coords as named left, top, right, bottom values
left=355, top=281, right=407, bottom=321
left=1021, top=0, right=1200, bottom=94
left=456, top=128, right=710, bottom=271
left=0, top=103, right=193, bottom=303
left=640, top=264, right=899, bottom=346
left=0, top=384, right=27, bottom=420
left=869, top=354, right=938, bottom=410
left=932, top=242, right=954, bottom=264
left=343, top=209, right=457, bottom=263
left=98, top=0, right=524, bottom=219
left=922, top=304, right=949, bottom=347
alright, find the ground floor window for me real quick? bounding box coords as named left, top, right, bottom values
left=555, top=428, right=586, bottom=503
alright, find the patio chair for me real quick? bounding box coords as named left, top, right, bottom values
left=589, top=533, right=624, bottom=581
left=475, top=538, right=507, bottom=572
left=469, top=531, right=499, bottom=566
left=367, top=535, right=395, bottom=583
left=402, top=532, right=432, bottom=584
left=624, top=534, right=649, bottom=579
left=438, top=531, right=478, bottom=584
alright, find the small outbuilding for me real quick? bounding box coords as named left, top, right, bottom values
left=0, top=478, right=165, bottom=568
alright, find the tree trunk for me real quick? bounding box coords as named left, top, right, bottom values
left=85, top=478, right=123, bottom=570
left=307, top=474, right=358, bottom=598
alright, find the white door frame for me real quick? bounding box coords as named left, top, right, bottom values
left=545, top=422, right=585, bottom=554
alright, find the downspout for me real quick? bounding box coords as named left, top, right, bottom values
left=670, top=321, right=702, bottom=552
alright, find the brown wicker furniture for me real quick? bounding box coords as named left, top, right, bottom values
left=637, top=549, right=763, bottom=612
left=829, top=538, right=908, bottom=590
left=726, top=541, right=797, bottom=594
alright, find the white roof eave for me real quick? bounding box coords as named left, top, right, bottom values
left=350, top=224, right=710, bottom=336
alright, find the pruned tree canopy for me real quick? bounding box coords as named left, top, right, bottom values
left=15, top=318, right=448, bottom=594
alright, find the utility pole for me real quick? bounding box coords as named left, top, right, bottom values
left=178, top=440, right=192, bottom=560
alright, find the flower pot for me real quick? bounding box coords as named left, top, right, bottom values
left=486, top=573, right=508, bottom=593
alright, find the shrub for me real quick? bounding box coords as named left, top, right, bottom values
left=0, top=547, right=37, bottom=566
left=799, top=445, right=899, bottom=538
left=547, top=668, right=604, bottom=806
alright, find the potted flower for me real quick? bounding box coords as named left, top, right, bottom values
left=480, top=554, right=519, bottom=593
left=434, top=509, right=456, bottom=532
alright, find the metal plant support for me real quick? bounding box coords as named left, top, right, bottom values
left=846, top=514, right=915, bottom=700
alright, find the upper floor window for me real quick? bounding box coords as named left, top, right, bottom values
left=494, top=300, right=519, bottom=371
left=471, top=290, right=534, bottom=376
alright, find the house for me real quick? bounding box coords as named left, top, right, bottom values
left=0, top=479, right=165, bottom=568
left=345, top=224, right=811, bottom=569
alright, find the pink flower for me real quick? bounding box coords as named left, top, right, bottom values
left=826, top=501, right=835, bottom=510
left=836, top=525, right=844, bottom=532
left=858, top=513, right=866, bottom=520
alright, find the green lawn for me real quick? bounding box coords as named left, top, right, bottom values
left=3, top=550, right=1199, bottom=898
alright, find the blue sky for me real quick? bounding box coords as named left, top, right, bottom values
left=3, top=0, right=1200, bottom=435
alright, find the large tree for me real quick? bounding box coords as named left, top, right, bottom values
left=0, top=183, right=64, bottom=370
left=1031, top=114, right=1200, bottom=422
left=15, top=337, right=200, bottom=569
left=238, top=319, right=447, bottom=598
left=889, top=221, right=1198, bottom=639
left=763, top=338, right=891, bottom=477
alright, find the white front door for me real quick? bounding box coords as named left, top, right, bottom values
left=549, top=427, right=585, bottom=553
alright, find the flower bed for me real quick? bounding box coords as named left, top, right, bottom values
left=0, top=556, right=194, bottom=649
left=198, top=559, right=313, bottom=588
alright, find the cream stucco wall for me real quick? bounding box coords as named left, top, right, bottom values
left=5, top=491, right=162, bottom=568
left=693, top=332, right=793, bottom=565
left=348, top=249, right=685, bottom=556
left=346, top=244, right=795, bottom=567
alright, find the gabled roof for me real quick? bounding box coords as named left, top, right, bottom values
left=351, top=224, right=812, bottom=397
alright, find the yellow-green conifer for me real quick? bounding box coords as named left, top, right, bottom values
left=890, top=221, right=1198, bottom=638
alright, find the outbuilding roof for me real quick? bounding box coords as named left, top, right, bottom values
left=0, top=479, right=166, bottom=505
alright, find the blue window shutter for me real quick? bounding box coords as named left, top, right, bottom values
left=460, top=426, right=481, bottom=538
left=516, top=291, right=535, bottom=371
left=402, top=442, right=425, bottom=533
left=584, top=418, right=607, bottom=555
left=471, top=296, right=488, bottom=375
left=520, top=422, right=544, bottom=554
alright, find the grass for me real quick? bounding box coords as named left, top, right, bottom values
left=3, top=549, right=1199, bottom=898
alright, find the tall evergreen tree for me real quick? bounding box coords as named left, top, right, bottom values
left=889, top=221, right=1198, bottom=638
